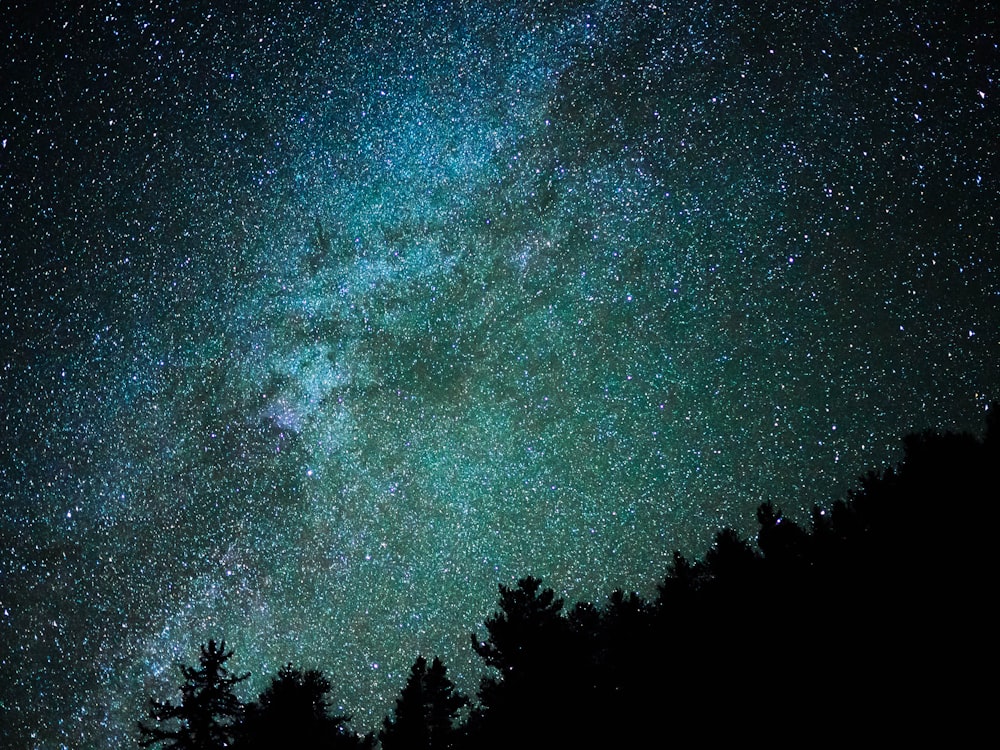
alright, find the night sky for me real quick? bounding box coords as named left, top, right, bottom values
left=1, top=1, right=997, bottom=747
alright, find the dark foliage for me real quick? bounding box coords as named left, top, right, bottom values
left=459, top=408, right=996, bottom=746
left=466, top=577, right=577, bottom=748
left=139, top=406, right=996, bottom=748
left=237, top=664, right=373, bottom=750
left=138, top=640, right=248, bottom=750
left=380, top=656, right=467, bottom=750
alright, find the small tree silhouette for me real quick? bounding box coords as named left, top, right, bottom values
left=380, top=656, right=468, bottom=750
left=138, top=639, right=248, bottom=750
left=238, top=664, right=373, bottom=750
left=471, top=576, right=566, bottom=679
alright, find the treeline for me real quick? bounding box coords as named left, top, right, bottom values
left=139, top=408, right=997, bottom=748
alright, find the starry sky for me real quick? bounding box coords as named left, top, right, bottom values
left=1, top=1, right=997, bottom=746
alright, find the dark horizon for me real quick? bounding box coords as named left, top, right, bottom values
left=139, top=411, right=997, bottom=748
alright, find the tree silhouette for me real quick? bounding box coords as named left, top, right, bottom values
left=138, top=640, right=248, bottom=750
left=470, top=576, right=567, bottom=679
left=703, top=527, right=760, bottom=584
left=468, top=577, right=584, bottom=749
left=756, top=502, right=810, bottom=568
left=134, top=404, right=998, bottom=749
left=380, top=656, right=468, bottom=750
left=237, top=664, right=373, bottom=750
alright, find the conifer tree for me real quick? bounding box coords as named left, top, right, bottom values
left=237, top=664, right=373, bottom=750
left=138, top=640, right=248, bottom=750
left=471, top=576, right=566, bottom=679
left=467, top=578, right=574, bottom=749
left=380, top=656, right=467, bottom=750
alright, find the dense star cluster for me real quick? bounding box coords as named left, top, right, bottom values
left=1, top=1, right=996, bottom=747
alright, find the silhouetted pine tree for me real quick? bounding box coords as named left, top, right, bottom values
left=138, top=640, right=248, bottom=750
left=656, top=550, right=698, bottom=601
left=593, top=589, right=649, bottom=690
left=135, top=404, right=998, bottom=749
left=703, top=527, right=761, bottom=587
left=380, top=656, right=468, bottom=750
left=467, top=577, right=577, bottom=749
left=471, top=577, right=567, bottom=680
left=237, top=664, right=373, bottom=750
left=756, top=501, right=810, bottom=572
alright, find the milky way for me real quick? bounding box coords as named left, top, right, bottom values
left=1, top=1, right=997, bottom=746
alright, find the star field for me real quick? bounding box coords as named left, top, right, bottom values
left=1, top=1, right=997, bottom=747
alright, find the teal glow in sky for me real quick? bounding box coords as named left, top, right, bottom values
left=1, top=2, right=997, bottom=747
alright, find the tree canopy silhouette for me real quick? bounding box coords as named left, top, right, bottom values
left=471, top=576, right=567, bottom=678
left=237, top=664, right=373, bottom=750
left=380, top=655, right=468, bottom=750
left=138, top=640, right=248, bottom=750
left=136, top=404, right=997, bottom=749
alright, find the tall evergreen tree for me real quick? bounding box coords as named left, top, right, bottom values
left=468, top=578, right=577, bottom=749
left=471, top=576, right=567, bottom=680
left=138, top=640, right=248, bottom=750
left=380, top=656, right=467, bottom=750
